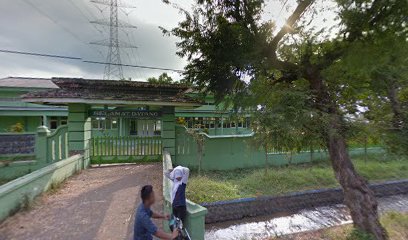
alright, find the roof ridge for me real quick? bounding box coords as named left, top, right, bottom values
left=51, top=77, right=190, bottom=89
left=2, top=76, right=52, bottom=80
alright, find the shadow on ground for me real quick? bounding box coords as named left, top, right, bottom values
left=0, top=163, right=163, bottom=240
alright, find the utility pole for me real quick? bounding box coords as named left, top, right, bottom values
left=90, top=0, right=137, bottom=80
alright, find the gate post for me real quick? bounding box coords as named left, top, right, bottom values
left=67, top=103, right=92, bottom=168
left=161, top=107, right=176, bottom=160
left=35, top=125, right=50, bottom=164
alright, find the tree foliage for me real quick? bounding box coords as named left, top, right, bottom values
left=167, top=0, right=408, bottom=238
left=147, top=73, right=174, bottom=84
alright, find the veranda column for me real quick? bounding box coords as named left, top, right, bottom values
left=67, top=103, right=92, bottom=168
left=161, top=106, right=176, bottom=159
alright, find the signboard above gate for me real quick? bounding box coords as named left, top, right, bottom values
left=90, top=110, right=161, bottom=119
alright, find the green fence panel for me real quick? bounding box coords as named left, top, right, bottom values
left=90, top=136, right=163, bottom=157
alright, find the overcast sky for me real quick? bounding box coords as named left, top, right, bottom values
left=0, top=0, right=336, bottom=81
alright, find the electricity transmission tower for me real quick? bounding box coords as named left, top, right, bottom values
left=90, top=0, right=137, bottom=80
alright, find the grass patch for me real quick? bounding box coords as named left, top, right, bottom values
left=270, top=212, right=408, bottom=240
left=187, top=154, right=408, bottom=203
left=188, top=176, right=240, bottom=203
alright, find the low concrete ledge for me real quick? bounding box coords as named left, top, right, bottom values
left=202, top=179, right=408, bottom=223
left=162, top=151, right=207, bottom=240
left=0, top=154, right=84, bottom=222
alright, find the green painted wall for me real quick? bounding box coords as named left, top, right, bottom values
left=0, top=116, right=41, bottom=132
left=0, top=159, right=44, bottom=181
left=0, top=88, right=67, bottom=133
left=207, top=127, right=252, bottom=135
left=0, top=154, right=84, bottom=222
left=161, top=107, right=176, bottom=159
left=91, top=129, right=119, bottom=137
left=0, top=124, right=70, bottom=182
left=67, top=104, right=92, bottom=167
left=174, top=125, right=385, bottom=170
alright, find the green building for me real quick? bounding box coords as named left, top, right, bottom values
left=0, top=76, right=249, bottom=138
left=0, top=77, right=67, bottom=132
left=2, top=77, right=277, bottom=171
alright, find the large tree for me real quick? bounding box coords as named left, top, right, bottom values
left=147, top=72, right=174, bottom=84
left=165, top=0, right=408, bottom=239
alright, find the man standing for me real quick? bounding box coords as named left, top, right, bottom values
left=166, top=166, right=189, bottom=223
left=134, top=185, right=178, bottom=240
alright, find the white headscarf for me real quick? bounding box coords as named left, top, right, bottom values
left=170, top=166, right=189, bottom=203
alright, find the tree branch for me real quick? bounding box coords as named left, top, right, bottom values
left=269, top=0, right=315, bottom=70
left=271, top=0, right=314, bottom=51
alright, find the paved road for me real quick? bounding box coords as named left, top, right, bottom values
left=0, top=163, right=164, bottom=240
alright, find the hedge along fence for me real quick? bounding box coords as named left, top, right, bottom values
left=162, top=151, right=207, bottom=240
left=202, top=179, right=408, bottom=223
left=0, top=154, right=84, bottom=222
left=174, top=125, right=385, bottom=170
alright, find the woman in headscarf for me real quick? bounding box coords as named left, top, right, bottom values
left=165, top=165, right=189, bottom=223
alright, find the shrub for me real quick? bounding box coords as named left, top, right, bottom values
left=8, top=122, right=24, bottom=133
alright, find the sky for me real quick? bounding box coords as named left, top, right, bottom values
left=0, top=0, right=337, bottom=81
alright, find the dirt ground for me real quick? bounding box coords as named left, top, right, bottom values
left=0, top=163, right=164, bottom=240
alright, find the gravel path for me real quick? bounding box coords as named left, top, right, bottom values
left=0, top=163, right=163, bottom=240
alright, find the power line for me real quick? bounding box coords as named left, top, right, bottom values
left=71, top=0, right=102, bottom=21
left=0, top=48, right=184, bottom=73
left=122, top=20, right=141, bottom=78
left=21, top=0, right=105, bottom=59
left=0, top=49, right=81, bottom=60
left=123, top=13, right=144, bottom=79
left=83, top=60, right=184, bottom=72
left=66, top=0, right=104, bottom=35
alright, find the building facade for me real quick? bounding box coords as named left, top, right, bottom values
left=0, top=77, right=67, bottom=133
left=1, top=77, right=252, bottom=137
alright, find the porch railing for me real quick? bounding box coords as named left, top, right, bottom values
left=90, top=136, right=162, bottom=157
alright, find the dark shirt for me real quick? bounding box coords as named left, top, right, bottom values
left=172, top=183, right=187, bottom=207
left=133, top=203, right=158, bottom=240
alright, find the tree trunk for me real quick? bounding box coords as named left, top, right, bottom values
left=364, top=136, right=368, bottom=164
left=387, top=79, right=403, bottom=129
left=327, top=115, right=387, bottom=240
left=197, top=140, right=203, bottom=176
left=265, top=148, right=269, bottom=176
left=308, top=69, right=388, bottom=239
left=310, top=145, right=314, bottom=162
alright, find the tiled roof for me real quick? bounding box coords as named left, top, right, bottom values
left=0, top=77, right=58, bottom=89
left=23, top=78, right=199, bottom=105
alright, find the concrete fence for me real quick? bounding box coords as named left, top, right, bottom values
left=0, top=154, right=84, bottom=222
left=162, top=151, right=208, bottom=240
left=0, top=133, right=35, bottom=155
left=175, top=125, right=385, bottom=170
left=0, top=125, right=70, bottom=182
left=202, top=179, right=408, bottom=223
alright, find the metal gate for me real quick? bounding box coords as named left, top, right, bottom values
left=90, top=136, right=162, bottom=163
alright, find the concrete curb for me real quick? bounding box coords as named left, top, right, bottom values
left=0, top=154, right=84, bottom=222
left=202, top=179, right=408, bottom=223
